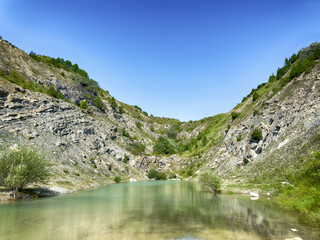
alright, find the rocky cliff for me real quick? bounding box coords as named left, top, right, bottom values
left=1, top=38, right=320, bottom=192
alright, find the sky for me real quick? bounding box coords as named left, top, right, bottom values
left=1, top=0, right=320, bottom=121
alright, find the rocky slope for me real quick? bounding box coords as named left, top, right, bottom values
left=1, top=38, right=320, bottom=192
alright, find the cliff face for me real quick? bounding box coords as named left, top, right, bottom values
left=1, top=38, right=320, bottom=191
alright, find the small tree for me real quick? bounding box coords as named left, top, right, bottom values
left=198, top=171, right=221, bottom=195
left=0, top=145, right=50, bottom=198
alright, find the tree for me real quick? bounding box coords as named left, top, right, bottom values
left=198, top=171, right=221, bottom=195
left=0, top=145, right=50, bottom=198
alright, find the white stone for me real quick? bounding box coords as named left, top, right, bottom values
left=129, top=178, right=137, bottom=182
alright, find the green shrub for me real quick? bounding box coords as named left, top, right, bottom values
left=114, top=175, right=121, bottom=183
left=198, top=171, right=221, bottom=195
left=122, top=129, right=130, bottom=138
left=237, top=134, right=242, bottom=142
left=147, top=169, right=167, bottom=180
left=94, top=96, right=105, bottom=111
left=79, top=100, right=88, bottom=109
left=153, top=136, right=177, bottom=155
left=251, top=128, right=263, bottom=141
left=0, top=145, right=50, bottom=197
left=130, top=142, right=145, bottom=155
left=108, top=97, right=117, bottom=109
left=56, top=91, right=64, bottom=99
left=134, top=105, right=142, bottom=111
left=276, top=65, right=290, bottom=79
left=47, top=85, right=58, bottom=97
left=253, top=110, right=259, bottom=116
left=123, top=155, right=129, bottom=164
left=136, top=122, right=142, bottom=129
left=119, top=106, right=125, bottom=114
left=252, top=92, right=259, bottom=101
left=231, top=111, right=240, bottom=120
left=268, top=74, right=277, bottom=83
left=60, top=72, right=65, bottom=77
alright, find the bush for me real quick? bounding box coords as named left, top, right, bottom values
left=147, top=169, right=167, bottom=180
left=268, top=74, right=277, bottom=83
left=251, top=128, right=263, bottom=141
left=60, top=72, right=65, bottom=77
left=119, top=106, right=125, bottom=114
left=198, top=171, right=221, bottom=195
left=108, top=97, right=117, bottom=109
left=252, top=92, right=259, bottom=102
left=0, top=145, right=50, bottom=197
left=136, top=122, right=142, bottom=129
left=123, top=155, right=129, bottom=164
left=79, top=100, right=88, bottom=109
left=47, top=85, right=58, bottom=97
left=130, top=142, right=145, bottom=155
left=253, top=110, right=259, bottom=116
left=94, top=96, right=105, bottom=111
left=114, top=175, right=121, bottom=183
left=153, top=136, right=177, bottom=155
left=231, top=111, right=240, bottom=120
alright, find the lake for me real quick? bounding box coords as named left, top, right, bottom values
left=0, top=180, right=319, bottom=240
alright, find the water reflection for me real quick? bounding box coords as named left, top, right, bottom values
left=0, top=181, right=319, bottom=240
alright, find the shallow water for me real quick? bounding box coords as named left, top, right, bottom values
left=0, top=181, right=319, bottom=240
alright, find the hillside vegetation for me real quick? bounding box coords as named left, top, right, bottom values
left=1, top=38, right=320, bottom=223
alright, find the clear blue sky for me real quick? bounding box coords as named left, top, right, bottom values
left=1, top=0, right=320, bottom=121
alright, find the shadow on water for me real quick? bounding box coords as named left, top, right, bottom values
left=0, top=180, right=319, bottom=240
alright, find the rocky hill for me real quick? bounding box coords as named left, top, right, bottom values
left=1, top=38, right=320, bottom=193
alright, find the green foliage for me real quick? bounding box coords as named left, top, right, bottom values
left=143, top=111, right=148, bottom=116
left=242, top=96, right=248, bottom=102
left=0, top=145, right=50, bottom=195
left=130, top=142, right=146, bottom=155
left=114, top=175, right=121, bottom=183
left=79, top=100, right=88, bottom=109
left=29, top=52, right=90, bottom=79
left=108, top=97, right=117, bottom=109
left=276, top=65, right=290, bottom=79
left=167, top=124, right=180, bottom=139
left=119, top=106, right=125, bottom=114
left=252, top=92, right=259, bottom=101
left=274, top=152, right=320, bottom=224
left=122, top=129, right=130, bottom=138
left=136, top=122, right=142, bottom=129
left=60, top=72, right=65, bottom=77
left=251, top=128, right=263, bottom=141
left=133, top=105, right=142, bottom=111
left=94, top=96, right=105, bottom=111
left=153, top=136, right=177, bottom=155
left=198, top=171, right=221, bottom=194
left=289, top=59, right=316, bottom=80
left=123, top=155, right=129, bottom=164
left=237, top=134, right=242, bottom=142
left=268, top=74, right=277, bottom=83
left=147, top=169, right=167, bottom=180
left=231, top=111, right=240, bottom=120
left=47, top=85, right=58, bottom=97
left=253, top=110, right=259, bottom=116
left=56, top=91, right=64, bottom=99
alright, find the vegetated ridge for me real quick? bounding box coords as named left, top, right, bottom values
left=1, top=38, right=320, bottom=223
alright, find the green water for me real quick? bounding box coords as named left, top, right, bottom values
left=0, top=181, right=319, bottom=240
